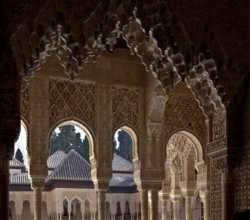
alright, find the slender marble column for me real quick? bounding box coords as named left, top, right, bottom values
left=140, top=190, right=148, bottom=220
left=111, top=214, right=116, bottom=220
left=68, top=203, right=72, bottom=220
left=34, top=187, right=43, bottom=220
left=161, top=198, right=168, bottom=220
left=200, top=190, right=210, bottom=220
left=149, top=190, right=159, bottom=220
left=98, top=190, right=106, bottom=220
left=172, top=199, right=179, bottom=220
left=16, top=213, right=22, bottom=220
left=185, top=197, right=192, bottom=220
left=91, top=212, right=96, bottom=220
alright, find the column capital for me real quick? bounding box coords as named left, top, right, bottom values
left=31, top=178, right=45, bottom=190
left=0, top=138, right=15, bottom=160
left=93, top=179, right=110, bottom=191
left=137, top=180, right=163, bottom=191
left=29, top=164, right=48, bottom=179
left=180, top=180, right=196, bottom=193
left=91, top=167, right=112, bottom=191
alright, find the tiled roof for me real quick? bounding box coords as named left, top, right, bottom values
left=9, top=158, right=25, bottom=168
left=10, top=173, right=30, bottom=184
left=109, top=176, right=135, bottom=187
left=47, top=150, right=67, bottom=169
left=47, top=149, right=91, bottom=181
left=112, top=154, right=134, bottom=172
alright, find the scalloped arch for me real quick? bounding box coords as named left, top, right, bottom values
left=11, top=0, right=227, bottom=126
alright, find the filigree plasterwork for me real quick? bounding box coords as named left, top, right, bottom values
left=20, top=83, right=30, bottom=125
left=147, top=84, right=168, bottom=123
left=29, top=75, right=49, bottom=172
left=60, top=191, right=97, bottom=213
left=236, top=148, right=250, bottom=212
left=112, top=85, right=141, bottom=131
left=211, top=160, right=222, bottom=220
left=164, top=96, right=207, bottom=144
left=212, top=115, right=226, bottom=141
left=212, top=155, right=236, bottom=173
left=166, top=133, right=200, bottom=164
left=96, top=84, right=112, bottom=168
left=11, top=1, right=230, bottom=120
left=49, top=78, right=95, bottom=131
left=208, top=138, right=227, bottom=154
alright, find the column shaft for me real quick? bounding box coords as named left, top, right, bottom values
left=140, top=190, right=148, bottom=220
left=172, top=200, right=179, bottom=220
left=91, top=212, right=96, bottom=220
left=34, top=187, right=43, bottom=220
left=98, top=190, right=106, bottom=220
left=204, top=194, right=210, bottom=220
left=0, top=157, right=9, bottom=220
left=185, top=197, right=192, bottom=220
left=161, top=199, right=167, bottom=220
left=149, top=191, right=159, bottom=220
left=16, top=214, right=22, bottom=220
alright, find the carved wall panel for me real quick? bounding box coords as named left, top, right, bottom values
left=211, top=116, right=226, bottom=141
left=236, top=83, right=250, bottom=211
left=208, top=138, right=227, bottom=154
left=166, top=133, right=200, bottom=163
left=112, top=85, right=141, bottom=132
left=211, top=160, right=222, bottom=220
left=49, top=78, right=96, bottom=131
left=164, top=96, right=207, bottom=145
left=95, top=84, right=112, bottom=168
left=29, top=75, right=49, bottom=176
left=236, top=148, right=250, bottom=212
left=20, top=83, right=30, bottom=125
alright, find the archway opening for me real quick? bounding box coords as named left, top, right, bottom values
left=21, top=200, right=32, bottom=220
left=108, top=127, right=139, bottom=218
left=13, top=121, right=28, bottom=169
left=71, top=198, right=82, bottom=220
left=192, top=193, right=204, bottom=220
left=165, top=131, right=205, bottom=220
left=49, top=122, right=89, bottom=162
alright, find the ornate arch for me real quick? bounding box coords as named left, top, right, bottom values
left=166, top=131, right=204, bottom=167
left=164, top=81, right=209, bottom=146
left=71, top=197, right=83, bottom=205
left=48, top=77, right=96, bottom=133
left=10, top=1, right=227, bottom=122
left=48, top=119, right=95, bottom=159
left=113, top=125, right=139, bottom=161
left=165, top=131, right=206, bottom=192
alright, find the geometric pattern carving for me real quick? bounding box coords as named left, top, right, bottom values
left=20, top=83, right=30, bottom=125
left=212, top=115, right=226, bottom=141
left=166, top=133, right=201, bottom=163
left=49, top=78, right=95, bottom=131
left=211, top=160, right=222, bottom=220
left=208, top=138, right=227, bottom=154
left=112, top=86, right=141, bottom=131
left=236, top=147, right=250, bottom=212
left=164, top=96, right=207, bottom=144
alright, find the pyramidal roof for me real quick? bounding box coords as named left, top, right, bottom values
left=112, top=154, right=134, bottom=172
left=47, top=150, right=67, bottom=169
left=9, top=158, right=25, bottom=168
left=109, top=176, right=135, bottom=187
left=47, top=149, right=91, bottom=181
